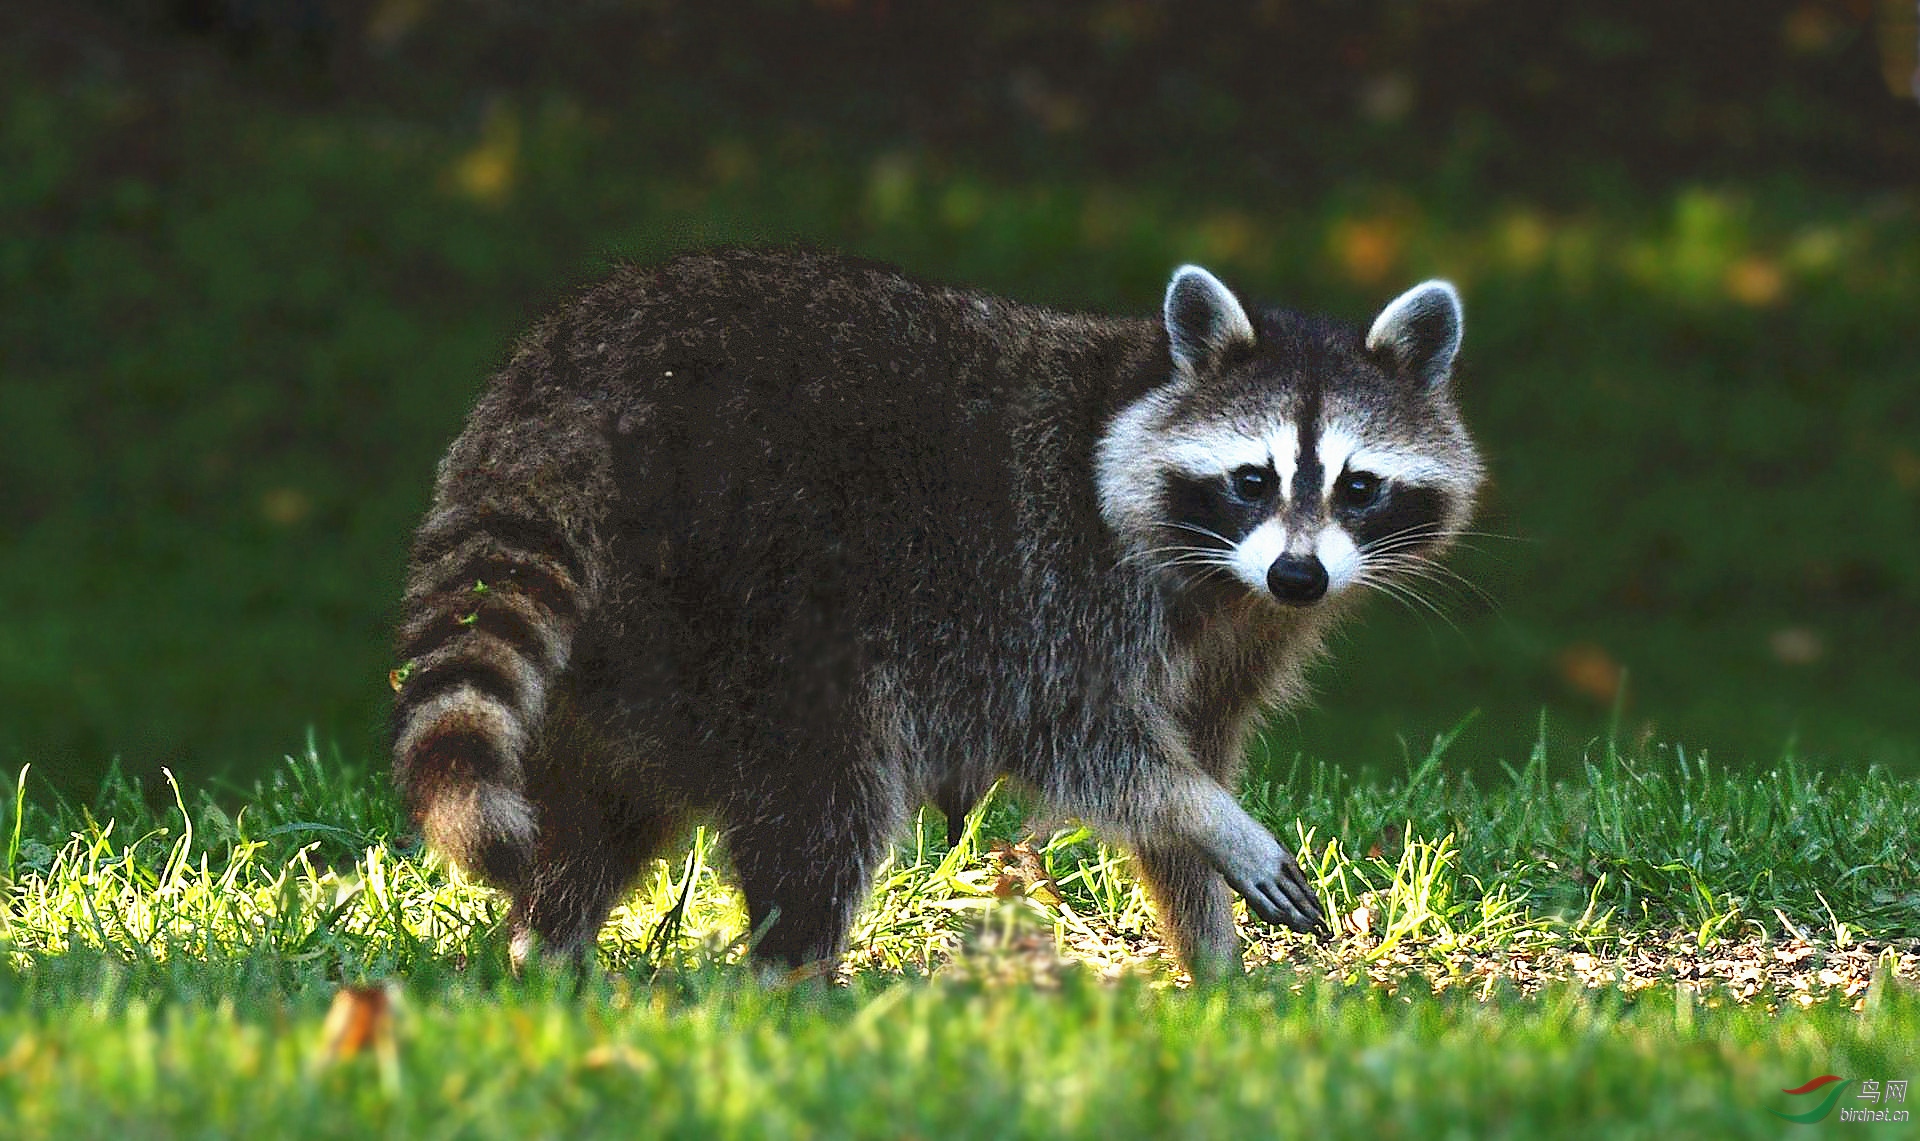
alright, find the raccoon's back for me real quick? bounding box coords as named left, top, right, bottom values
left=567, top=251, right=1036, bottom=619
left=397, top=248, right=1157, bottom=868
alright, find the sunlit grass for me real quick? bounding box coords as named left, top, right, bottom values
left=1, top=733, right=1916, bottom=1137
left=4, top=728, right=1914, bottom=986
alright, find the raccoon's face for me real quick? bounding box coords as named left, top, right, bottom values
left=1098, top=266, right=1485, bottom=612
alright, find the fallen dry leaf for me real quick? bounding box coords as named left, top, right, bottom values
left=318, top=984, right=394, bottom=1064
left=987, top=840, right=1062, bottom=906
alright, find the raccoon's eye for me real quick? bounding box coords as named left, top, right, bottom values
left=1335, top=470, right=1384, bottom=510
left=1229, top=465, right=1274, bottom=503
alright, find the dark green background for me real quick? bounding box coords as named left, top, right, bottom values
left=4, top=1, right=1918, bottom=797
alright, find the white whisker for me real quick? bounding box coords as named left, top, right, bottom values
left=1164, top=520, right=1238, bottom=547
left=1353, top=571, right=1464, bottom=636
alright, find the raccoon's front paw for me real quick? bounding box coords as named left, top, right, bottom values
left=1221, top=842, right=1326, bottom=936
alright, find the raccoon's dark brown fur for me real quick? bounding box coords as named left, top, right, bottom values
left=392, top=247, right=1479, bottom=976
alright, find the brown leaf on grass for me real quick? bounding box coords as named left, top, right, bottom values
left=943, top=889, right=1076, bottom=989
left=319, top=985, right=394, bottom=1064
left=987, top=840, right=1061, bottom=906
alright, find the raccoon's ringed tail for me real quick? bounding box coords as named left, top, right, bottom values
left=390, top=505, right=593, bottom=886
left=419, top=775, right=537, bottom=886
left=393, top=687, right=541, bottom=885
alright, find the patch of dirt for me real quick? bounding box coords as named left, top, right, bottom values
left=1247, top=932, right=1920, bottom=1010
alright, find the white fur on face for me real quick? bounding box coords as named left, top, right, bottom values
left=1101, top=394, right=1464, bottom=605
left=1160, top=420, right=1302, bottom=487
left=1268, top=425, right=1301, bottom=503
left=1228, top=517, right=1288, bottom=593
left=1095, top=388, right=1180, bottom=537
left=1161, top=429, right=1273, bottom=479
left=1316, top=527, right=1361, bottom=591
left=1097, top=384, right=1305, bottom=548
left=1316, top=422, right=1453, bottom=495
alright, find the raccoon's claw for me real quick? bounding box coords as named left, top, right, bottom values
left=1226, top=853, right=1327, bottom=936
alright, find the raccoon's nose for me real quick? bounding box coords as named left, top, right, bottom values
left=1267, top=555, right=1329, bottom=605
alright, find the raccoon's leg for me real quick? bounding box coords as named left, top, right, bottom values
left=1134, top=712, right=1259, bottom=978
left=1043, top=722, right=1326, bottom=940
left=507, top=797, right=678, bottom=969
left=723, top=768, right=900, bottom=972
left=1171, top=775, right=1322, bottom=936
left=1132, top=842, right=1240, bottom=980
left=933, top=772, right=986, bottom=851
left=505, top=709, right=682, bottom=969
left=1146, top=771, right=1323, bottom=936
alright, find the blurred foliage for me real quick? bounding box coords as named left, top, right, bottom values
left=2, top=1, right=1918, bottom=793
left=63, top=0, right=1920, bottom=192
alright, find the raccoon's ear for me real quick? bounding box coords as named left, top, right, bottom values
left=1367, top=280, right=1463, bottom=390
left=1163, top=265, right=1255, bottom=374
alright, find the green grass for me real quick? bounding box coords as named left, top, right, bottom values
left=4, top=963, right=1914, bottom=1140
left=6, top=726, right=1917, bottom=977
left=1, top=734, right=1916, bottom=1137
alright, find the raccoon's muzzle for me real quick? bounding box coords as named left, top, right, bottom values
left=1267, top=554, right=1328, bottom=605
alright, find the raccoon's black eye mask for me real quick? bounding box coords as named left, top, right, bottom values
left=1228, top=464, right=1274, bottom=505
left=1333, top=469, right=1384, bottom=512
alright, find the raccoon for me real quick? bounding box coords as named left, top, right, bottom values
left=391, top=247, right=1483, bottom=977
